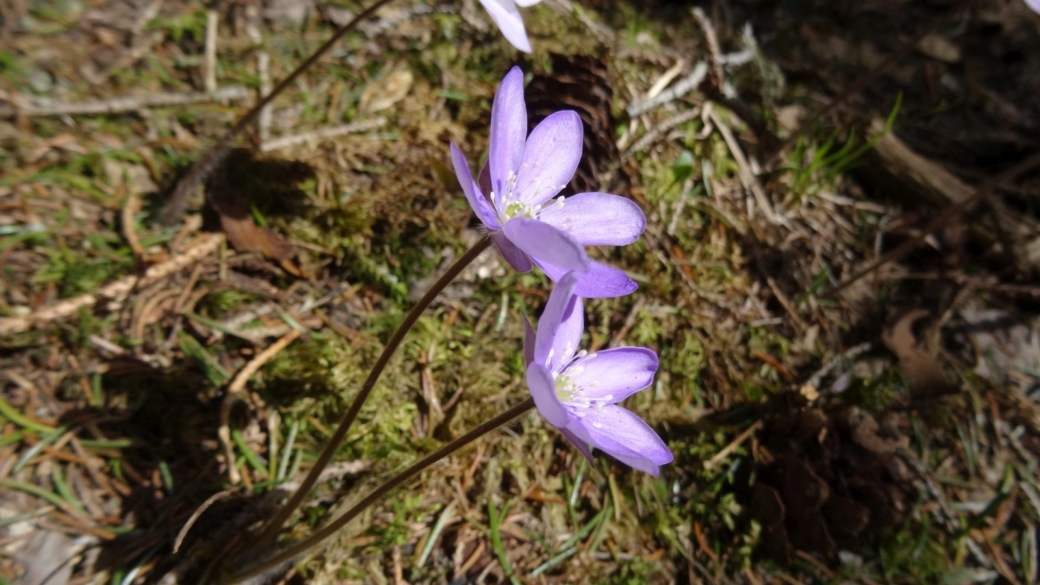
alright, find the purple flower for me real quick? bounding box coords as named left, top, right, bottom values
left=1027, top=0, right=1040, bottom=14
left=451, top=67, right=645, bottom=299
left=478, top=0, right=543, bottom=53
left=524, top=272, right=673, bottom=475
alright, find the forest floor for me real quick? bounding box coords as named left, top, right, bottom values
left=2, top=0, right=1040, bottom=583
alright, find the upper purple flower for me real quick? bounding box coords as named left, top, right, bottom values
left=524, top=272, right=673, bottom=475
left=451, top=67, right=645, bottom=298
left=1027, top=0, right=1040, bottom=14
left=478, top=0, right=543, bottom=53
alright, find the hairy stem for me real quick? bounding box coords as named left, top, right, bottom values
left=228, top=398, right=535, bottom=584
left=158, top=0, right=399, bottom=225
left=250, top=237, right=493, bottom=552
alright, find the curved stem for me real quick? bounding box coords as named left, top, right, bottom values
left=251, top=237, right=494, bottom=551
left=158, top=0, right=400, bottom=224
left=228, top=398, right=535, bottom=584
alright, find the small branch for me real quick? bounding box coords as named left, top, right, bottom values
left=121, top=192, right=145, bottom=262
left=690, top=8, right=724, bottom=89
left=803, top=341, right=874, bottom=392
left=259, top=118, right=388, bottom=152
left=620, top=107, right=701, bottom=162
left=219, top=329, right=301, bottom=484
left=257, top=52, right=272, bottom=142
left=764, top=275, right=805, bottom=331
left=626, top=62, right=708, bottom=118
left=709, top=108, right=781, bottom=225
left=204, top=9, right=219, bottom=94
left=0, top=233, right=225, bottom=335
left=174, top=489, right=237, bottom=553
left=828, top=151, right=1040, bottom=296
left=703, top=420, right=763, bottom=470
left=244, top=3, right=270, bottom=143
left=0, top=86, right=251, bottom=118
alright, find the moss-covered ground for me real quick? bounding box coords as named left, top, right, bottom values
left=2, top=1, right=1040, bottom=583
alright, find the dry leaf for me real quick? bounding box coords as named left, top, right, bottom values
left=359, top=68, right=413, bottom=115
left=916, top=33, right=961, bottom=63
left=882, top=308, right=950, bottom=393
left=204, top=150, right=303, bottom=262
left=104, top=159, right=158, bottom=195
left=207, top=189, right=294, bottom=261
left=844, top=407, right=909, bottom=455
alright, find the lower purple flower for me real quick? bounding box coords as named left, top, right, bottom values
left=524, top=272, right=673, bottom=475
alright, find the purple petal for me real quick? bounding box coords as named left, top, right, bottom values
left=478, top=161, right=492, bottom=198
left=538, top=192, right=645, bottom=246
left=491, top=231, right=533, bottom=272
left=527, top=363, right=570, bottom=427
left=569, top=347, right=658, bottom=403
left=451, top=143, right=500, bottom=230
left=478, top=0, right=533, bottom=52
left=503, top=218, right=589, bottom=274
left=533, top=272, right=579, bottom=367
left=538, top=259, right=637, bottom=299
left=489, top=67, right=528, bottom=200
left=560, top=426, right=593, bottom=462
left=514, top=111, right=583, bottom=206
left=548, top=293, right=583, bottom=373
left=523, top=315, right=535, bottom=368
left=1027, top=0, right=1040, bottom=14
left=514, top=0, right=543, bottom=6
left=576, top=405, right=673, bottom=475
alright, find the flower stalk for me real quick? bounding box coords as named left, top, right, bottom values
left=228, top=398, right=535, bottom=584
left=250, top=237, right=493, bottom=552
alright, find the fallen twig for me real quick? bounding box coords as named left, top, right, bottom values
left=0, top=86, right=251, bottom=118
left=0, top=233, right=225, bottom=335
left=259, top=117, right=388, bottom=152
left=703, top=420, right=763, bottom=470
left=204, top=10, right=219, bottom=94
left=218, top=329, right=302, bottom=484
left=121, top=192, right=145, bottom=262
left=828, top=151, right=1040, bottom=296
left=174, top=488, right=238, bottom=553
left=803, top=341, right=874, bottom=392
left=620, top=107, right=701, bottom=162
left=626, top=62, right=709, bottom=118
left=691, top=8, right=724, bottom=89
left=709, top=108, right=781, bottom=225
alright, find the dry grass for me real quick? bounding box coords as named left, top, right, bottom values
left=2, top=0, right=1039, bottom=584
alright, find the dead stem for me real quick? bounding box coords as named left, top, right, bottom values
left=0, top=232, right=225, bottom=335
left=218, top=328, right=302, bottom=485
left=0, top=86, right=251, bottom=118
left=828, top=150, right=1040, bottom=296
left=246, top=237, right=494, bottom=554
left=227, top=398, right=535, bottom=585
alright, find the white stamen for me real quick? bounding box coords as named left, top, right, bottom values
left=553, top=352, right=612, bottom=419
